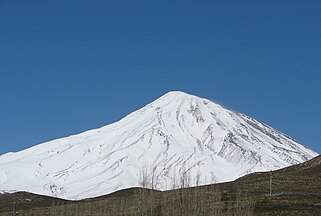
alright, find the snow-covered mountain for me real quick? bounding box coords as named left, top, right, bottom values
left=0, top=91, right=318, bottom=200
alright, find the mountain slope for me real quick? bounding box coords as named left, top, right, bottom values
left=0, top=91, right=318, bottom=200
left=1, top=155, right=321, bottom=215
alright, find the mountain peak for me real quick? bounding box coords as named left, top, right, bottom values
left=0, top=92, right=318, bottom=200
left=150, top=91, right=212, bottom=110
left=157, top=91, right=198, bottom=101
left=162, top=90, right=192, bottom=97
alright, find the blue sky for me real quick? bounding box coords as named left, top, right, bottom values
left=1, top=0, right=320, bottom=155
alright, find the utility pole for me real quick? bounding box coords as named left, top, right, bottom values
left=270, top=171, right=273, bottom=196
left=12, top=202, right=16, bottom=216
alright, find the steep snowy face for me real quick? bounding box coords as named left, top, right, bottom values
left=0, top=91, right=318, bottom=200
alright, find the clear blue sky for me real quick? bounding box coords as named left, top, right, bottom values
left=1, top=0, right=320, bottom=155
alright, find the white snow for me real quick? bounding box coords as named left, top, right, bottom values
left=0, top=91, right=318, bottom=200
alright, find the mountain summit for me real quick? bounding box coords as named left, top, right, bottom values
left=0, top=91, right=318, bottom=199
